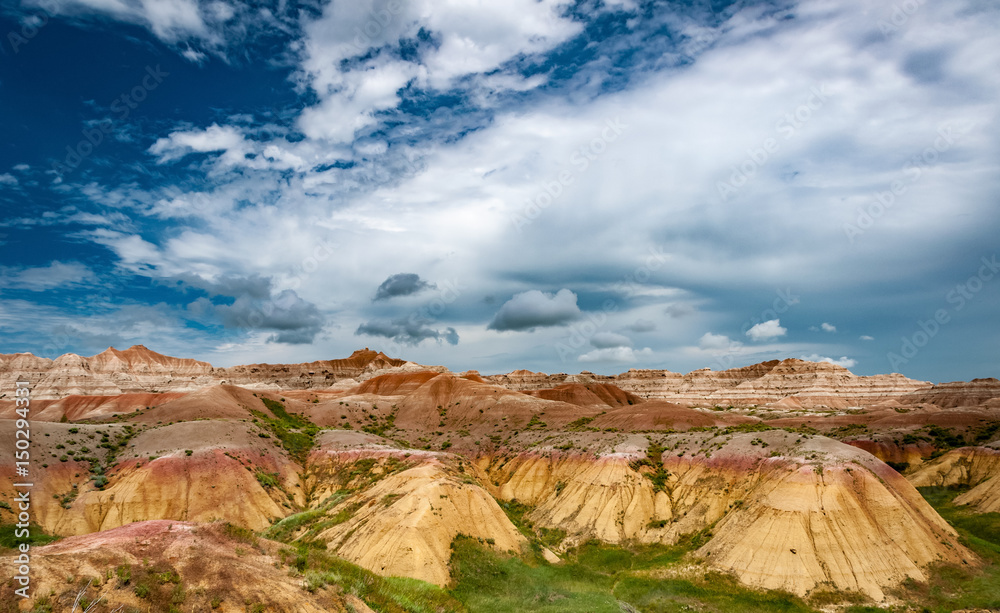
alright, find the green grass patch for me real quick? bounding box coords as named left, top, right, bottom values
left=252, top=398, right=319, bottom=464
left=614, top=574, right=812, bottom=613
left=496, top=500, right=565, bottom=549
left=890, top=486, right=1000, bottom=612
left=449, top=535, right=620, bottom=612
left=448, top=535, right=810, bottom=613
left=0, top=523, right=59, bottom=550
left=287, top=544, right=464, bottom=612
left=631, top=438, right=670, bottom=493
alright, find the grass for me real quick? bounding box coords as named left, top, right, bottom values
left=449, top=535, right=620, bottom=612
left=448, top=536, right=812, bottom=613
left=614, top=574, right=811, bottom=613
left=0, top=523, right=59, bottom=550
left=880, top=486, right=1000, bottom=612
left=285, top=544, right=465, bottom=612
left=631, top=438, right=670, bottom=493
left=252, top=398, right=319, bottom=464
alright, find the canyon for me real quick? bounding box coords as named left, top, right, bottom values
left=1, top=346, right=999, bottom=612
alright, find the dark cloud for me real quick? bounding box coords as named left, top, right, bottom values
left=373, top=273, right=435, bottom=301
left=902, top=48, right=951, bottom=84
left=487, top=289, right=581, bottom=332
left=190, top=289, right=325, bottom=344
left=356, top=315, right=459, bottom=346
left=171, top=273, right=273, bottom=300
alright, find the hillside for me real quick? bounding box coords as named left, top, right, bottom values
left=2, top=348, right=999, bottom=611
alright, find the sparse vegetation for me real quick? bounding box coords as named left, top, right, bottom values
left=631, top=439, right=670, bottom=493
left=883, top=486, right=1000, bottom=612
left=252, top=398, right=319, bottom=464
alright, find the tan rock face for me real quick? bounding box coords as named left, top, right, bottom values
left=487, top=358, right=933, bottom=408
left=908, top=443, right=1000, bottom=512
left=484, top=432, right=972, bottom=600
left=0, top=420, right=297, bottom=536
left=315, top=459, right=526, bottom=586
left=901, top=378, right=1000, bottom=408
left=0, top=346, right=414, bottom=400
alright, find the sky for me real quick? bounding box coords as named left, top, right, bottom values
left=0, top=0, right=998, bottom=383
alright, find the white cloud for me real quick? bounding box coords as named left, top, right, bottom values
left=0, top=173, right=18, bottom=186
left=821, top=322, right=836, bottom=333
left=746, top=319, right=787, bottom=341
left=25, top=0, right=295, bottom=57
left=579, top=346, right=652, bottom=363
left=0, top=261, right=97, bottom=291
left=295, top=0, right=581, bottom=142
left=33, top=0, right=1000, bottom=379
left=699, top=332, right=737, bottom=350
left=860, top=335, right=875, bottom=341
left=149, top=124, right=246, bottom=163
left=800, top=354, right=857, bottom=368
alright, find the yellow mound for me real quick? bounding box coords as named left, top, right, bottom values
left=319, top=461, right=526, bottom=586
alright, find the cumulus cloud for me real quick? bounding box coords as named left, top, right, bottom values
left=821, top=323, right=837, bottom=333
left=699, top=332, right=738, bottom=351
left=800, top=354, right=857, bottom=368
left=487, top=289, right=581, bottom=332
left=0, top=173, right=18, bottom=186
left=373, top=273, right=435, bottom=301
left=746, top=319, right=787, bottom=341
left=190, top=289, right=325, bottom=344
left=356, top=316, right=459, bottom=346
left=0, top=261, right=97, bottom=291
left=295, top=0, right=582, bottom=142
left=579, top=346, right=652, bottom=363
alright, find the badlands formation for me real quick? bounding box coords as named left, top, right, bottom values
left=1, top=346, right=999, bottom=611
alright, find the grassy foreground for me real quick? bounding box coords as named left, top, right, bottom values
left=449, top=536, right=813, bottom=613
left=6, top=488, right=1000, bottom=612
left=445, top=490, right=1000, bottom=613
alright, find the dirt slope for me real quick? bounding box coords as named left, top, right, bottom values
left=908, top=442, right=1000, bottom=512
left=0, top=520, right=349, bottom=612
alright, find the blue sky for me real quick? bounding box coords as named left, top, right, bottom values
left=0, top=0, right=998, bottom=382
